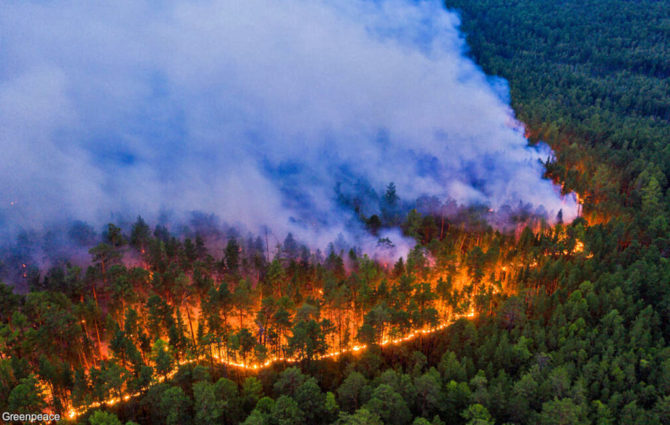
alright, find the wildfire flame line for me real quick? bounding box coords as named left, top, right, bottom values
left=67, top=309, right=476, bottom=420
left=65, top=238, right=589, bottom=419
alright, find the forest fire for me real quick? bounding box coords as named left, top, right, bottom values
left=3, top=210, right=591, bottom=421
left=0, top=0, right=664, bottom=423
left=48, top=221, right=593, bottom=420
left=64, top=308, right=479, bottom=420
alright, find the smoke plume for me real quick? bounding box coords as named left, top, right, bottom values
left=0, top=0, right=577, bottom=257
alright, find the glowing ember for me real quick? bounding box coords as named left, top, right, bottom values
left=66, top=310, right=477, bottom=419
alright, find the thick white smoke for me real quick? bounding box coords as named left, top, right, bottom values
left=0, top=0, right=577, bottom=256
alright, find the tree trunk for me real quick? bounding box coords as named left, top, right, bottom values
left=184, top=303, right=197, bottom=348
left=94, top=319, right=103, bottom=360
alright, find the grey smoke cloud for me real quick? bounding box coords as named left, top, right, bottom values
left=0, top=0, right=577, bottom=255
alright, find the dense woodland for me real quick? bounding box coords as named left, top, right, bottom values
left=1, top=0, right=670, bottom=424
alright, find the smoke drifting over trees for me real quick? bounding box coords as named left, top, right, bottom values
left=0, top=0, right=576, bottom=252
